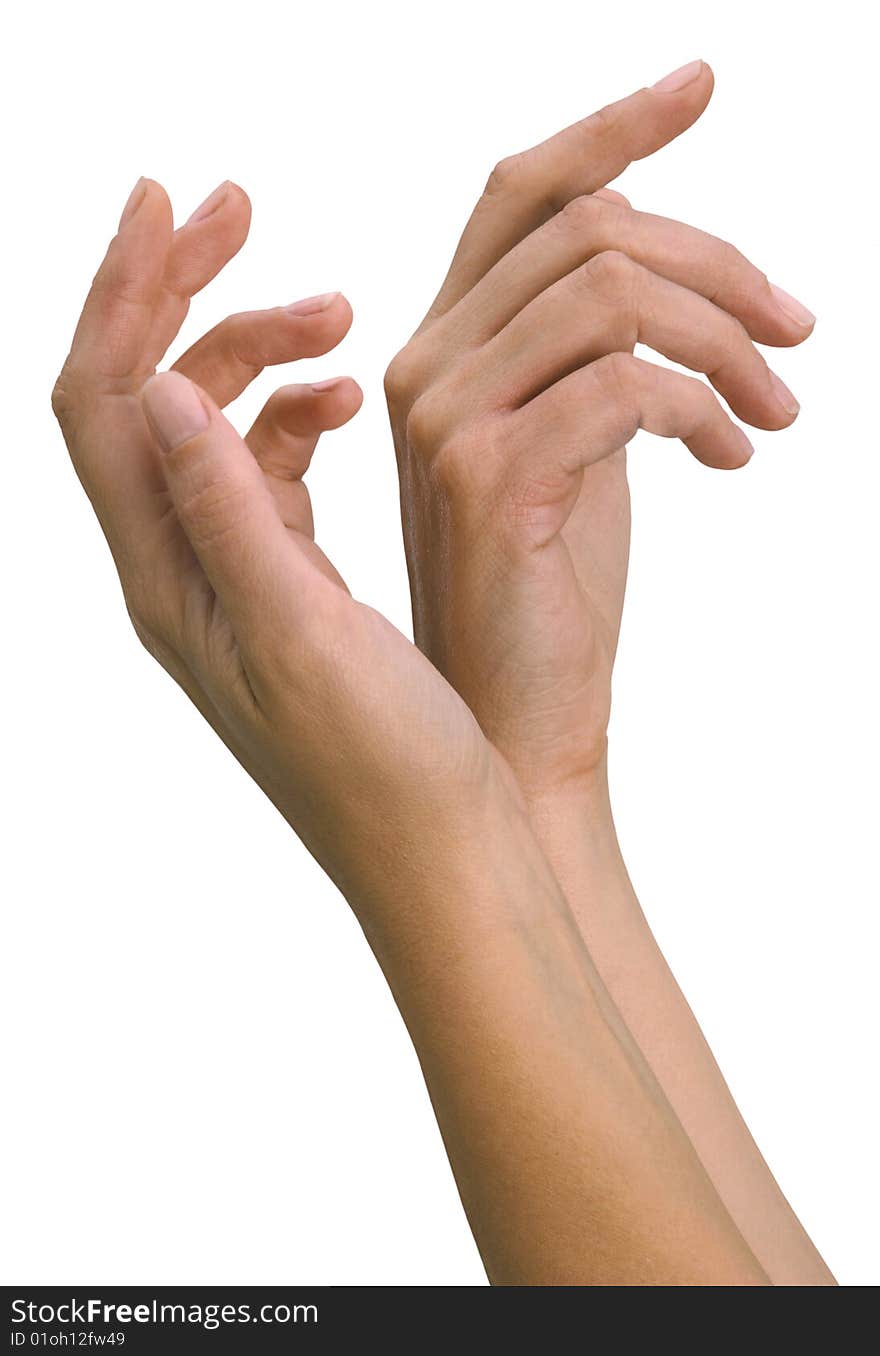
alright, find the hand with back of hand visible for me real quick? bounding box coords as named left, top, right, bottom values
left=48, top=151, right=794, bottom=1290
left=383, top=63, right=833, bottom=1288
left=385, top=60, right=815, bottom=800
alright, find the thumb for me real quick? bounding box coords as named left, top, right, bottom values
left=141, top=371, right=306, bottom=641
left=593, top=187, right=632, bottom=208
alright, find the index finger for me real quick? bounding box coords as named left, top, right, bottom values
left=64, top=178, right=174, bottom=390
left=426, top=59, right=714, bottom=320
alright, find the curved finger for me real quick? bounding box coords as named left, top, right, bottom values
left=436, top=195, right=814, bottom=352
left=169, top=181, right=252, bottom=295
left=145, top=180, right=253, bottom=364
left=247, top=377, right=363, bottom=475
left=246, top=377, right=363, bottom=534
left=505, top=353, right=753, bottom=544
left=428, top=59, right=713, bottom=317
left=467, top=252, right=800, bottom=430
left=172, top=292, right=353, bottom=406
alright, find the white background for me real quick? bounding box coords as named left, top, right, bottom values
left=3, top=0, right=877, bottom=1286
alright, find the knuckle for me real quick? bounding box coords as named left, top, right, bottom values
left=556, top=193, right=605, bottom=236
left=383, top=343, right=426, bottom=410
left=484, top=151, right=529, bottom=197
left=585, top=248, right=636, bottom=290
left=593, top=351, right=639, bottom=402
left=90, top=254, right=149, bottom=310
left=718, top=236, right=751, bottom=278
left=428, top=423, right=504, bottom=512
left=428, top=427, right=485, bottom=500
left=754, top=265, right=772, bottom=297
left=127, top=604, right=160, bottom=656
left=50, top=377, right=71, bottom=424
left=590, top=252, right=641, bottom=342
left=712, top=312, right=753, bottom=375
left=215, top=311, right=248, bottom=355
left=591, top=352, right=644, bottom=441
left=693, top=370, right=719, bottom=411
left=405, top=390, right=447, bottom=452
left=124, top=584, right=170, bottom=658
left=728, top=310, right=753, bottom=349
left=176, top=474, right=246, bottom=551
left=581, top=102, right=621, bottom=146
left=577, top=252, right=639, bottom=339
left=714, top=238, right=770, bottom=310
left=50, top=362, right=80, bottom=425
left=200, top=312, right=260, bottom=374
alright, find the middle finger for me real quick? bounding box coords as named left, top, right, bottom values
left=446, top=251, right=800, bottom=431
left=436, top=194, right=814, bottom=354
left=172, top=293, right=353, bottom=406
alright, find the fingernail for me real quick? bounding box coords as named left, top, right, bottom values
left=769, top=283, right=816, bottom=329
left=141, top=373, right=210, bottom=453
left=769, top=370, right=800, bottom=417
left=734, top=426, right=755, bottom=462
left=652, top=60, right=704, bottom=93
left=119, top=177, right=148, bottom=230
left=286, top=292, right=339, bottom=316
left=186, top=181, right=231, bottom=226
left=311, top=377, right=346, bottom=393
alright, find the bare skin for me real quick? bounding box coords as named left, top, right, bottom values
left=384, top=60, right=834, bottom=1284
left=52, top=175, right=770, bottom=1284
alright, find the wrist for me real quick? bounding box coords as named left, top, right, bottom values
left=521, top=748, right=617, bottom=844
left=518, top=753, right=645, bottom=925
left=350, top=747, right=569, bottom=963
left=280, top=744, right=510, bottom=923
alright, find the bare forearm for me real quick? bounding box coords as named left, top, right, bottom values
left=355, top=766, right=767, bottom=1286
left=525, top=765, right=834, bottom=1286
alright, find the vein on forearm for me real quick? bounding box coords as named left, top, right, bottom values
left=354, top=780, right=767, bottom=1286
left=524, top=769, right=835, bottom=1287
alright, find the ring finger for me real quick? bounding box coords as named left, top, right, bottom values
left=452, top=251, right=799, bottom=432
left=434, top=193, right=813, bottom=355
